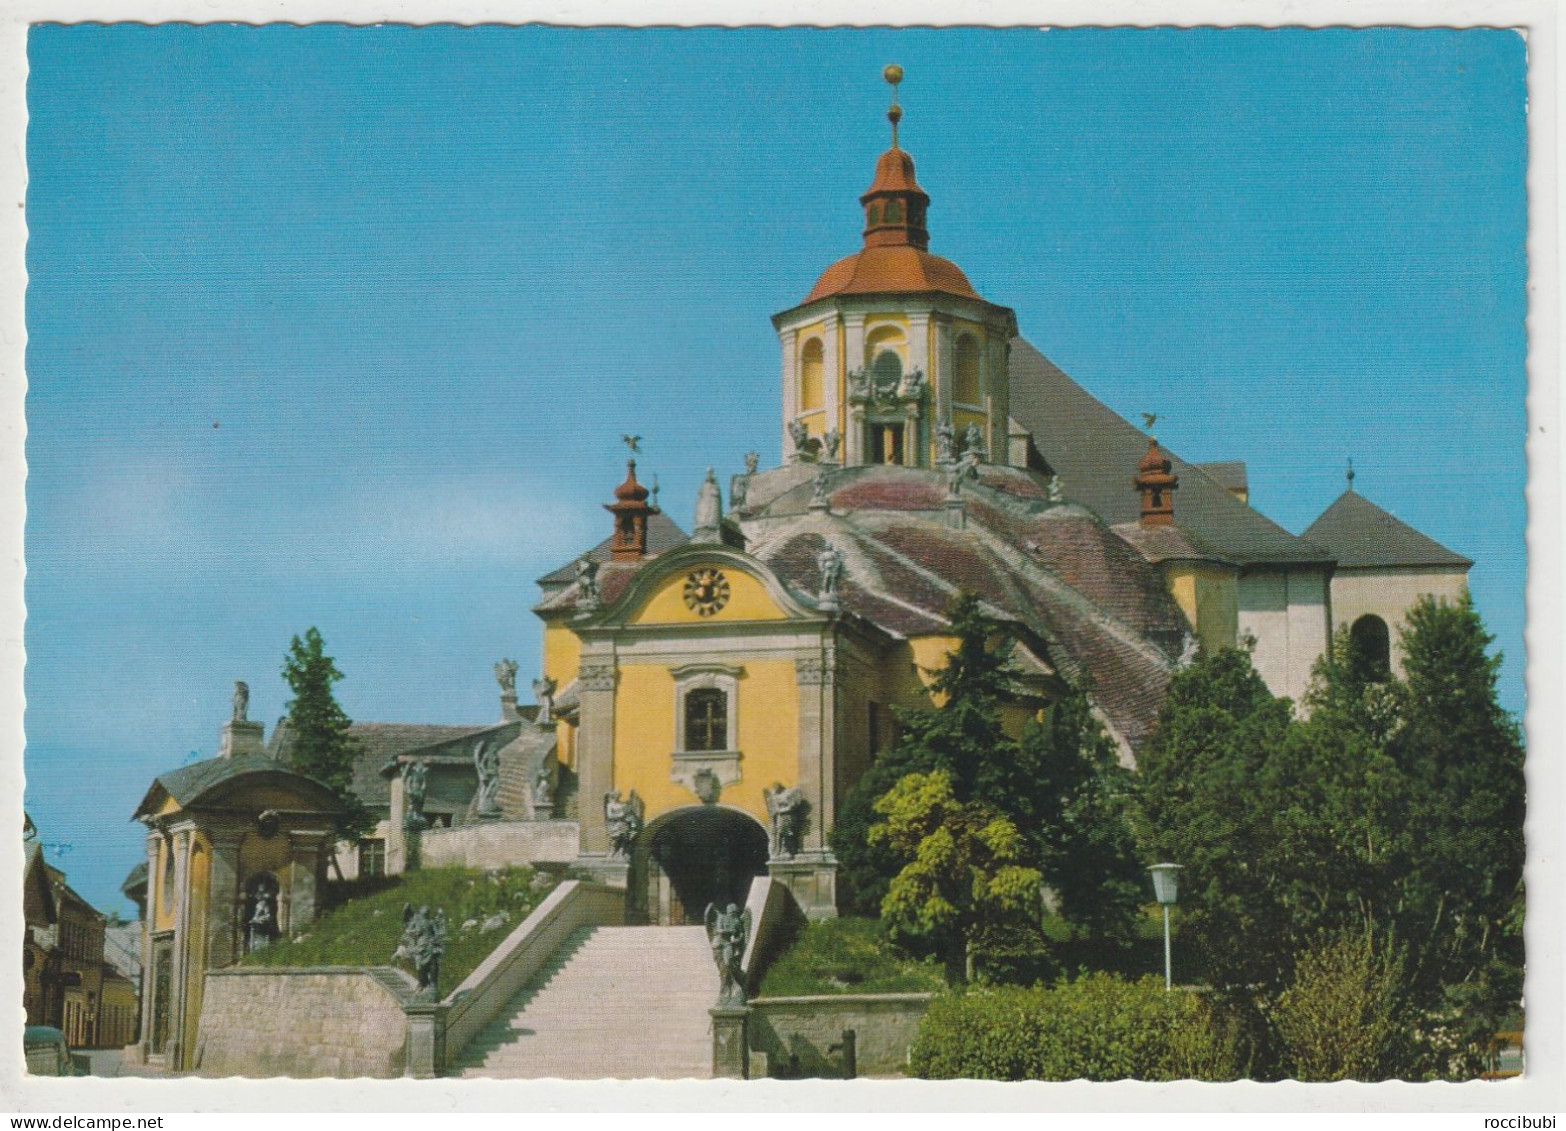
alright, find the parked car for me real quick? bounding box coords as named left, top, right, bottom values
left=23, top=1026, right=86, bottom=1076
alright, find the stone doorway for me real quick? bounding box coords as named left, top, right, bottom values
left=630, top=806, right=768, bottom=925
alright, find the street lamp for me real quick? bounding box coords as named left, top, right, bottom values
left=1149, top=863, right=1182, bottom=991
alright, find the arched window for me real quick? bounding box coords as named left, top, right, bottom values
left=955, top=334, right=981, bottom=405
left=1349, top=614, right=1392, bottom=682
left=684, top=688, right=728, bottom=752
left=800, top=338, right=824, bottom=412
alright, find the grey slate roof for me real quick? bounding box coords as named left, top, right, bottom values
left=1304, top=489, right=1473, bottom=570
left=134, top=754, right=342, bottom=819
left=1195, top=461, right=1249, bottom=495
left=1007, top=339, right=1334, bottom=568
left=536, top=511, right=689, bottom=586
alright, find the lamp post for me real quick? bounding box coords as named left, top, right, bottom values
left=1149, top=863, right=1182, bottom=991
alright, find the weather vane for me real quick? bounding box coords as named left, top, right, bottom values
left=1347, top=457, right=1356, bottom=488
left=884, top=64, right=904, bottom=148
left=620, top=433, right=642, bottom=454
left=1141, top=412, right=1158, bottom=435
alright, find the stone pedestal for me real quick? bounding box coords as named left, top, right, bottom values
left=945, top=497, right=966, bottom=530
left=768, top=854, right=837, bottom=921
left=710, top=1005, right=750, bottom=1080
left=574, top=854, right=630, bottom=889
left=403, top=823, right=424, bottom=872
left=402, top=999, right=448, bottom=1079
left=220, top=719, right=265, bottom=759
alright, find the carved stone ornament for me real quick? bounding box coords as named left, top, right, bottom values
left=579, top=662, right=617, bottom=692
left=822, top=428, right=842, bottom=463
left=493, top=658, right=519, bottom=694
left=900, top=367, right=926, bottom=400
left=691, top=767, right=723, bottom=805
left=231, top=680, right=250, bottom=723
left=575, top=557, right=602, bottom=609
left=935, top=417, right=956, bottom=464
left=684, top=568, right=731, bottom=617
left=795, top=655, right=837, bottom=687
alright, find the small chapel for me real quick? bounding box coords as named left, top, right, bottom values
left=129, top=67, right=1473, bottom=1070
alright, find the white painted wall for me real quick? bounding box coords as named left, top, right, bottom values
left=1329, top=566, right=1469, bottom=677
left=1238, top=566, right=1330, bottom=707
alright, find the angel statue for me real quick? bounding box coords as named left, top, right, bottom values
left=935, top=417, right=956, bottom=464
left=402, top=758, right=430, bottom=831
left=704, top=901, right=752, bottom=1006
left=764, top=782, right=807, bottom=859
left=787, top=419, right=810, bottom=459
left=231, top=680, right=250, bottom=723
left=604, top=789, right=644, bottom=859
left=963, top=422, right=986, bottom=462
left=575, top=557, right=601, bottom=608
left=493, top=658, right=519, bottom=695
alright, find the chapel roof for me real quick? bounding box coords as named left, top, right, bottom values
left=1006, top=339, right=1336, bottom=568
left=535, top=511, right=688, bottom=587
left=801, top=245, right=983, bottom=305
left=133, top=754, right=343, bottom=821
left=1303, top=488, right=1473, bottom=570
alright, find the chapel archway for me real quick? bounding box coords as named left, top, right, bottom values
left=628, top=806, right=769, bottom=926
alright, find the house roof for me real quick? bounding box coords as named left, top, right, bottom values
left=802, top=245, right=982, bottom=305
left=1007, top=339, right=1335, bottom=569
left=1303, top=488, right=1473, bottom=570
left=23, top=841, right=56, bottom=927
left=133, top=754, right=342, bottom=821
left=1195, top=460, right=1249, bottom=495
left=536, top=511, right=688, bottom=586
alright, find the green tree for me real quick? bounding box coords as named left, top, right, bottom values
left=281, top=627, right=372, bottom=840
left=870, top=770, right=1042, bottom=984
left=1272, top=930, right=1418, bottom=1081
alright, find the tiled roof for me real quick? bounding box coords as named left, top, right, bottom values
left=801, top=245, right=982, bottom=304
left=536, top=512, right=688, bottom=586
left=1304, top=489, right=1473, bottom=570
left=1008, top=339, right=1334, bottom=567
left=1195, top=460, right=1249, bottom=494
left=136, top=754, right=341, bottom=819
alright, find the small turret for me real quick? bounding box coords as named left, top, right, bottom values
left=1134, top=437, right=1178, bottom=526
left=605, top=460, right=655, bottom=560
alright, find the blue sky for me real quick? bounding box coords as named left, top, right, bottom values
left=23, top=26, right=1527, bottom=915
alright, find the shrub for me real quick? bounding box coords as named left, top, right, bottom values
left=1271, top=931, right=1418, bottom=1081
left=757, top=916, right=946, bottom=997
left=909, top=972, right=1248, bottom=1081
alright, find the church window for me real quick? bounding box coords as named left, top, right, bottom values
left=1350, top=614, right=1392, bottom=682
left=684, top=688, right=728, bottom=752
left=955, top=334, right=981, bottom=404
left=800, top=338, right=824, bottom=412
left=883, top=198, right=903, bottom=223
left=872, top=348, right=903, bottom=391
left=866, top=202, right=881, bottom=226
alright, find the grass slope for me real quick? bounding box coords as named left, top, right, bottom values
left=758, top=917, right=947, bottom=997
left=239, top=866, right=556, bottom=992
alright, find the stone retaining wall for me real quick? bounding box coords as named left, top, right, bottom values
left=196, top=966, right=416, bottom=1078
left=747, top=994, right=933, bottom=1079
left=419, top=820, right=580, bottom=870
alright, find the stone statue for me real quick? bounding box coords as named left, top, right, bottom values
left=901, top=367, right=925, bottom=400
left=395, top=904, right=448, bottom=997
left=847, top=367, right=869, bottom=399
left=964, top=422, right=986, bottom=462
left=704, top=901, right=752, bottom=1007
left=604, top=789, right=644, bottom=859
left=245, top=879, right=278, bottom=953
left=532, top=760, right=555, bottom=810
left=532, top=676, right=557, bottom=726
left=693, top=468, right=723, bottom=539
left=403, top=758, right=430, bottom=830
left=935, top=418, right=956, bottom=464
left=729, top=470, right=749, bottom=512
left=1047, top=474, right=1065, bottom=504
left=764, top=783, right=808, bottom=859
left=810, top=467, right=831, bottom=510
left=493, top=658, right=518, bottom=695
left=575, top=557, right=601, bottom=609
left=817, top=545, right=844, bottom=609
left=231, top=681, right=249, bottom=723
left=823, top=428, right=841, bottom=463
left=744, top=451, right=760, bottom=476
left=473, top=737, right=501, bottom=817
left=787, top=419, right=810, bottom=458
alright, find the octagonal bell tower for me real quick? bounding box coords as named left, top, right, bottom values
left=772, top=66, right=1019, bottom=469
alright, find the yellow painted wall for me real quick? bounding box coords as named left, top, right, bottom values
left=610, top=659, right=800, bottom=827
left=153, top=840, right=177, bottom=933
left=543, top=623, right=581, bottom=687
left=1165, top=564, right=1239, bottom=653
left=182, top=838, right=210, bottom=1054
left=630, top=565, right=787, bottom=625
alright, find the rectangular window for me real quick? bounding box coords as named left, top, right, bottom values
left=684, top=687, right=728, bottom=752
left=358, top=839, right=386, bottom=879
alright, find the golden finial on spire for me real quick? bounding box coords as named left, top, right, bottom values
left=884, top=64, right=904, bottom=148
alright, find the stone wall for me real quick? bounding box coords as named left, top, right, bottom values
left=747, top=993, right=933, bottom=1079
left=419, top=820, right=580, bottom=870
left=196, top=966, right=415, bottom=1078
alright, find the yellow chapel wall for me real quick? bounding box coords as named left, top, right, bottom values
left=1164, top=564, right=1240, bottom=653
left=181, top=837, right=210, bottom=1061
left=629, top=566, right=787, bottom=625
left=542, top=623, right=581, bottom=687
left=610, top=658, right=800, bottom=827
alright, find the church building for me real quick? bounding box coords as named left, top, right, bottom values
left=130, top=68, right=1474, bottom=1048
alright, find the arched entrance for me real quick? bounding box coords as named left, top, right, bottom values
left=629, top=806, right=769, bottom=926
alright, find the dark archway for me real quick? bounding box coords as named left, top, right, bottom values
left=1350, top=614, right=1392, bottom=683
left=630, top=806, right=768, bottom=926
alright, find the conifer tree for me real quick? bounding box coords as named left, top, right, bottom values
left=281, top=627, right=372, bottom=839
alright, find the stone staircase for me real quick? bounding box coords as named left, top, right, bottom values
left=452, top=925, right=719, bottom=1079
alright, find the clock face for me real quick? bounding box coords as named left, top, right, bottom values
left=683, top=568, right=731, bottom=617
